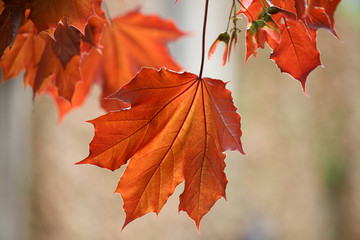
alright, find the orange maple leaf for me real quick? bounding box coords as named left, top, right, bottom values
left=79, top=68, right=245, bottom=229
left=43, top=0, right=107, bottom=120
left=28, top=0, right=95, bottom=34
left=82, top=10, right=184, bottom=112
left=1, top=18, right=46, bottom=86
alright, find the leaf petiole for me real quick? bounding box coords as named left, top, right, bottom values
left=198, top=0, right=210, bottom=80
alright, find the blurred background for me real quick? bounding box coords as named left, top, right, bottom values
left=1, top=0, right=359, bottom=239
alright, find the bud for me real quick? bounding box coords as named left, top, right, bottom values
left=228, top=29, right=239, bottom=61
left=248, top=20, right=281, bottom=57
left=261, top=21, right=281, bottom=43
left=208, top=32, right=230, bottom=66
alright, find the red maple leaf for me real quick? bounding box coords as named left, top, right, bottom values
left=305, top=0, right=341, bottom=37
left=79, top=68, right=245, bottom=229
left=270, top=0, right=296, bottom=14
left=270, top=18, right=321, bottom=90
left=239, top=0, right=322, bottom=88
left=294, top=0, right=306, bottom=18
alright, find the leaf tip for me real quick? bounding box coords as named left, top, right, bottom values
left=239, top=136, right=246, bottom=154
left=301, top=80, right=308, bottom=96
left=121, top=214, right=136, bottom=231
left=195, top=221, right=201, bottom=233
left=85, top=117, right=97, bottom=125
left=121, top=221, right=128, bottom=231
left=74, top=159, right=87, bottom=166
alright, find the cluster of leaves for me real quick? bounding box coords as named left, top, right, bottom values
left=0, top=0, right=341, bottom=231
left=210, top=0, right=340, bottom=90
left=0, top=0, right=183, bottom=120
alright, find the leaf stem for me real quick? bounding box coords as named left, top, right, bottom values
left=226, top=1, right=236, bottom=32
left=198, top=0, right=210, bottom=80
left=260, top=0, right=267, bottom=9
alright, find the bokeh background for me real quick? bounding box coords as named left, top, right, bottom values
left=1, top=0, right=359, bottom=239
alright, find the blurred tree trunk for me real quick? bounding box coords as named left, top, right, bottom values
left=0, top=76, right=32, bottom=240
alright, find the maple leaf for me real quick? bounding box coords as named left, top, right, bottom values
left=81, top=0, right=107, bottom=51
left=294, top=0, right=306, bottom=19
left=47, top=0, right=107, bottom=120
left=305, top=0, right=341, bottom=37
left=49, top=48, right=99, bottom=121
left=51, top=23, right=81, bottom=68
left=79, top=68, right=244, bottom=229
left=270, top=18, right=321, bottom=90
left=1, top=18, right=46, bottom=85
left=81, top=10, right=184, bottom=112
left=28, top=0, right=95, bottom=34
left=270, top=0, right=296, bottom=15
left=270, top=0, right=341, bottom=36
